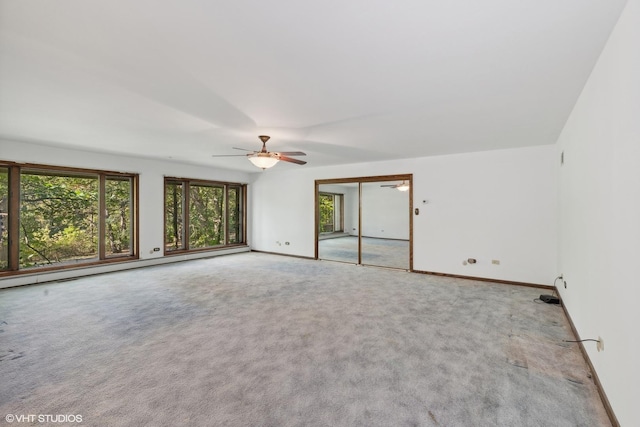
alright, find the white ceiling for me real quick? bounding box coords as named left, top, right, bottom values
left=0, top=0, right=627, bottom=173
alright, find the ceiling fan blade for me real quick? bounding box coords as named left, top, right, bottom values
left=278, top=155, right=307, bottom=165
left=233, top=147, right=256, bottom=152
left=276, top=151, right=306, bottom=156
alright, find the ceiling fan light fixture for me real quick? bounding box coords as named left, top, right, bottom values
left=211, top=135, right=305, bottom=169
left=248, top=153, right=279, bottom=169
left=396, top=182, right=410, bottom=192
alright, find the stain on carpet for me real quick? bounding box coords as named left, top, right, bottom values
left=428, top=410, right=440, bottom=425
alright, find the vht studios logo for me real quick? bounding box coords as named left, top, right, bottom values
left=5, top=414, right=83, bottom=423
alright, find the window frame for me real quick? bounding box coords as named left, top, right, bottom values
left=103, top=175, right=135, bottom=259
left=226, top=184, right=244, bottom=244
left=0, top=161, right=139, bottom=277
left=0, top=166, right=10, bottom=270
left=318, top=191, right=344, bottom=234
left=164, top=179, right=186, bottom=252
left=164, top=177, right=247, bottom=255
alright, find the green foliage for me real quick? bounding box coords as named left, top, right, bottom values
left=319, top=194, right=335, bottom=233
left=105, top=179, right=131, bottom=255
left=165, top=182, right=183, bottom=250
left=19, top=174, right=99, bottom=268
left=228, top=187, right=240, bottom=243
left=189, top=185, right=224, bottom=248
left=14, top=173, right=132, bottom=269
left=165, top=182, right=241, bottom=250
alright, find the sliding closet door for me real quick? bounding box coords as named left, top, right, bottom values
left=316, top=175, right=412, bottom=270
left=317, top=183, right=358, bottom=264
left=360, top=181, right=410, bottom=269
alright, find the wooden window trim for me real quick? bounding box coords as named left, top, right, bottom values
left=164, top=177, right=247, bottom=255
left=0, top=161, right=139, bottom=278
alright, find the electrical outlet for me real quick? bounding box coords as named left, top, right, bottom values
left=492, top=259, right=500, bottom=265
left=597, top=337, right=604, bottom=352
left=558, top=274, right=567, bottom=288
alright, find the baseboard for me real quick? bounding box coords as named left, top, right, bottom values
left=248, top=254, right=552, bottom=289
left=413, top=269, right=553, bottom=290
left=559, top=296, right=620, bottom=427
left=360, top=235, right=410, bottom=242
left=0, top=246, right=251, bottom=290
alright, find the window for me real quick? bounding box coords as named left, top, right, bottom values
left=318, top=192, right=343, bottom=233
left=0, top=162, right=138, bottom=276
left=164, top=178, right=246, bottom=253
left=189, top=184, right=224, bottom=249
left=105, top=176, right=134, bottom=257
left=20, top=171, right=100, bottom=269
left=227, top=185, right=243, bottom=244
left=165, top=181, right=184, bottom=251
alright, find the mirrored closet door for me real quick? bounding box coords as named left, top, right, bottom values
left=315, top=175, right=412, bottom=271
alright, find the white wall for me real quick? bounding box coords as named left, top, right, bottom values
left=361, top=183, right=409, bottom=240
left=556, top=0, right=640, bottom=425
left=345, top=187, right=358, bottom=235
left=415, top=147, right=557, bottom=283
left=250, top=145, right=557, bottom=285
left=0, top=138, right=251, bottom=287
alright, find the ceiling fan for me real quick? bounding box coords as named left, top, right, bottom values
left=212, top=135, right=307, bottom=170
left=380, top=180, right=410, bottom=192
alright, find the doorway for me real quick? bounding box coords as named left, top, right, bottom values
left=315, top=175, right=412, bottom=270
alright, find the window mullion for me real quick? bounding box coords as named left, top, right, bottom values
left=183, top=181, right=190, bottom=251
left=224, top=184, right=229, bottom=245
left=8, top=166, right=20, bottom=271
left=99, top=175, right=106, bottom=260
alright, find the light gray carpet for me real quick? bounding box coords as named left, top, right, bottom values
left=318, top=236, right=410, bottom=269
left=0, top=253, right=609, bottom=426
